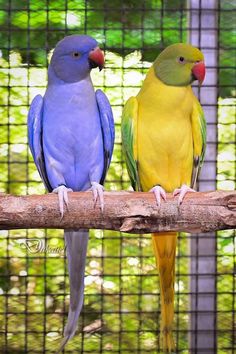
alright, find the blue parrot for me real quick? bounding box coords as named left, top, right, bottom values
left=27, top=35, right=115, bottom=352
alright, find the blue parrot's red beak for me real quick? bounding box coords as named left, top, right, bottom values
left=89, top=47, right=105, bottom=71
left=192, top=61, right=205, bottom=85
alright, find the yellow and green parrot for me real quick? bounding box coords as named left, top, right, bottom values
left=121, top=43, right=206, bottom=352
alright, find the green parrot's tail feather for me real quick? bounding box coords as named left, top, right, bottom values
left=152, top=232, right=177, bottom=353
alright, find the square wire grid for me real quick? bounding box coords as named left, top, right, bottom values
left=0, top=1, right=235, bottom=353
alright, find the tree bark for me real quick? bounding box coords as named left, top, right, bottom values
left=0, top=191, right=235, bottom=233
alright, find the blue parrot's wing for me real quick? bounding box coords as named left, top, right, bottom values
left=28, top=94, right=52, bottom=191
left=95, top=89, right=115, bottom=184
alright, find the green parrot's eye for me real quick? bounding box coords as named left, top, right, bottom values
left=72, top=52, right=80, bottom=58
left=178, top=56, right=185, bottom=63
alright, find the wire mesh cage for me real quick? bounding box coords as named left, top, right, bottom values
left=0, top=0, right=235, bottom=353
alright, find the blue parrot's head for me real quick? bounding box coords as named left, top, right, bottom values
left=50, top=35, right=104, bottom=83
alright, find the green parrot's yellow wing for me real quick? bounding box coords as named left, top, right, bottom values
left=191, top=97, right=207, bottom=188
left=121, top=96, right=141, bottom=191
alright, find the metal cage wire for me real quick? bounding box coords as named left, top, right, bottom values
left=0, top=0, right=235, bottom=353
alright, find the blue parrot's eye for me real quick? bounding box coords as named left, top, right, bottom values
left=179, top=56, right=185, bottom=63
left=72, top=52, right=80, bottom=58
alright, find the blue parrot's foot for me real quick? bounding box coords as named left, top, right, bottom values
left=53, top=185, right=73, bottom=218
left=90, top=182, right=104, bottom=211
left=150, top=185, right=167, bottom=207
left=173, top=184, right=195, bottom=206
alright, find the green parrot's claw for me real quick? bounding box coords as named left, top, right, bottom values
left=173, top=184, right=196, bottom=206
left=150, top=185, right=167, bottom=207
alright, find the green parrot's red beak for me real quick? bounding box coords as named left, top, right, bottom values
left=192, top=61, right=205, bottom=85
left=89, top=47, right=105, bottom=71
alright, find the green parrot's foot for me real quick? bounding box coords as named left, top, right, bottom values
left=173, top=184, right=195, bottom=206
left=90, top=182, right=104, bottom=211
left=150, top=185, right=166, bottom=207
left=53, top=185, right=73, bottom=218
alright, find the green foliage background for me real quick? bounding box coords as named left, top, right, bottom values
left=0, top=0, right=235, bottom=353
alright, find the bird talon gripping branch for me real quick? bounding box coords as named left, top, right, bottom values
left=53, top=185, right=73, bottom=218
left=173, top=184, right=196, bottom=206
left=91, top=181, right=104, bottom=211
left=150, top=185, right=167, bottom=207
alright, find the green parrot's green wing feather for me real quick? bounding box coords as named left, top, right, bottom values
left=121, top=96, right=141, bottom=191
left=191, top=98, right=207, bottom=188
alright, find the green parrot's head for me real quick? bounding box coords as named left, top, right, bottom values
left=153, top=43, right=205, bottom=86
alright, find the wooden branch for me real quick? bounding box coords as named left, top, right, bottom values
left=0, top=191, right=235, bottom=233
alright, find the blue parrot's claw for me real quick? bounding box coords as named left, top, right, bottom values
left=150, top=185, right=167, bottom=207
left=91, top=182, right=104, bottom=211
left=173, top=184, right=195, bottom=206
left=53, top=185, right=73, bottom=218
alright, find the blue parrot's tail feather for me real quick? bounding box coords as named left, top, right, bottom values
left=56, top=336, right=70, bottom=354
left=57, top=230, right=89, bottom=353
